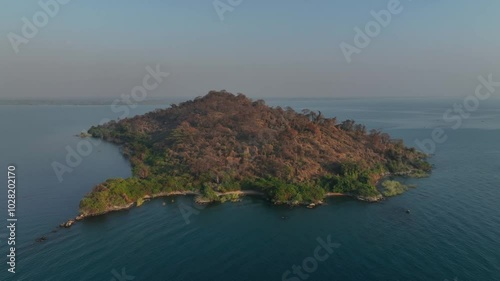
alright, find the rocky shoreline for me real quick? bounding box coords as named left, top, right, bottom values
left=59, top=185, right=393, bottom=230
left=63, top=172, right=414, bottom=231
left=325, top=192, right=384, bottom=202
left=59, top=190, right=267, bottom=229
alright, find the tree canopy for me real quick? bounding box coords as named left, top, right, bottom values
left=80, top=91, right=431, bottom=215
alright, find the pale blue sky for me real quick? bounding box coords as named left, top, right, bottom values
left=1, top=0, right=499, bottom=98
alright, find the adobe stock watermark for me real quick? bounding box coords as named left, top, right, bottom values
left=415, top=74, right=500, bottom=155
left=282, top=235, right=341, bottom=281
left=213, top=0, right=243, bottom=21
left=7, top=0, right=72, bottom=54
left=340, top=0, right=405, bottom=63
left=51, top=64, right=170, bottom=182
left=110, top=267, right=135, bottom=281
left=179, top=202, right=202, bottom=225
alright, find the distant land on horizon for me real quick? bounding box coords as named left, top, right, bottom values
left=0, top=97, right=176, bottom=106
left=2, top=95, right=492, bottom=106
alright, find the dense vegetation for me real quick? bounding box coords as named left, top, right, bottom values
left=79, top=91, right=431, bottom=216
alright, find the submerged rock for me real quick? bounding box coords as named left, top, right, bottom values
left=356, top=194, right=384, bottom=202
left=36, top=236, right=47, bottom=242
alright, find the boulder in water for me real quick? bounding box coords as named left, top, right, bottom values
left=36, top=236, right=47, bottom=242
left=60, top=219, right=75, bottom=228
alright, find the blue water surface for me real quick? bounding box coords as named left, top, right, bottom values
left=0, top=98, right=499, bottom=281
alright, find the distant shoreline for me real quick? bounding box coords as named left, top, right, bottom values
left=0, top=100, right=172, bottom=106
left=5, top=96, right=499, bottom=106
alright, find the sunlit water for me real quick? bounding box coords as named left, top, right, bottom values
left=0, top=97, right=499, bottom=281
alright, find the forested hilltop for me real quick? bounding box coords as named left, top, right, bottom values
left=79, top=91, right=431, bottom=216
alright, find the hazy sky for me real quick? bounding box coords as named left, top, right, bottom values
left=1, top=0, right=499, bottom=99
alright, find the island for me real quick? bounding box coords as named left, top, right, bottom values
left=77, top=91, right=431, bottom=218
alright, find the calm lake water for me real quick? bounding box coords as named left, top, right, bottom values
left=0, top=97, right=499, bottom=281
